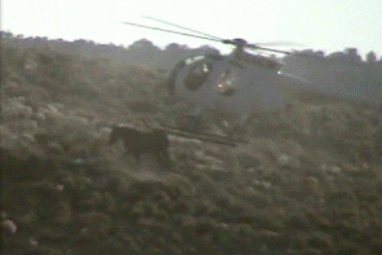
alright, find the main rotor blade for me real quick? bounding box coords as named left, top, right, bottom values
left=247, top=44, right=290, bottom=54
left=121, top=21, right=222, bottom=43
left=255, top=41, right=305, bottom=47
left=142, top=16, right=224, bottom=41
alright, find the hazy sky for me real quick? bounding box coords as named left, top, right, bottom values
left=2, top=0, right=382, bottom=58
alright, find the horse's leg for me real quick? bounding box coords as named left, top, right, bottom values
left=134, top=153, right=141, bottom=165
left=121, top=149, right=130, bottom=158
left=163, top=150, right=171, bottom=168
left=157, top=150, right=171, bottom=169
left=155, top=153, right=164, bottom=167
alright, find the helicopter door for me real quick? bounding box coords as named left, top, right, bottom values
left=184, top=61, right=212, bottom=91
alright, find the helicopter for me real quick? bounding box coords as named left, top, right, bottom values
left=121, top=16, right=314, bottom=141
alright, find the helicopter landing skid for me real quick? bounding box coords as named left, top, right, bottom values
left=154, top=121, right=248, bottom=147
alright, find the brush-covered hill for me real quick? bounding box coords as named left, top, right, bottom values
left=2, top=35, right=382, bottom=254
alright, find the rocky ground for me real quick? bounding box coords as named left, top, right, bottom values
left=2, top=41, right=382, bottom=254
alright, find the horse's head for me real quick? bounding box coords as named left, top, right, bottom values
left=108, top=125, right=120, bottom=145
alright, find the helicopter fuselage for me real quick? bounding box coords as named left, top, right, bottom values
left=168, top=54, right=310, bottom=117
left=121, top=16, right=308, bottom=118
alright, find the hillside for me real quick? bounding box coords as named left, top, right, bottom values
left=282, top=49, right=382, bottom=105
left=2, top=35, right=382, bottom=254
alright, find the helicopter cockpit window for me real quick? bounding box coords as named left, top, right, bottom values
left=217, top=68, right=236, bottom=96
left=167, top=60, right=186, bottom=96
left=184, top=61, right=212, bottom=91
left=185, top=56, right=205, bottom=65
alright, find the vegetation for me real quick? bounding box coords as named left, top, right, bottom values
left=282, top=48, right=382, bottom=104
left=1, top=32, right=382, bottom=254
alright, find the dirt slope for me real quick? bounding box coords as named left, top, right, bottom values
left=2, top=38, right=382, bottom=254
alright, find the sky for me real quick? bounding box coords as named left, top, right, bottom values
left=2, top=0, right=382, bottom=59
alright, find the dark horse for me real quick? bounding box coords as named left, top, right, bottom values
left=109, top=125, right=171, bottom=168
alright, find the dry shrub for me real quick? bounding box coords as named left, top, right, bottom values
left=23, top=246, right=64, bottom=255
left=2, top=97, right=34, bottom=119
left=3, top=37, right=382, bottom=254
left=77, top=212, right=114, bottom=239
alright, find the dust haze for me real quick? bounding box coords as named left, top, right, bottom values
left=2, top=32, right=382, bottom=254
